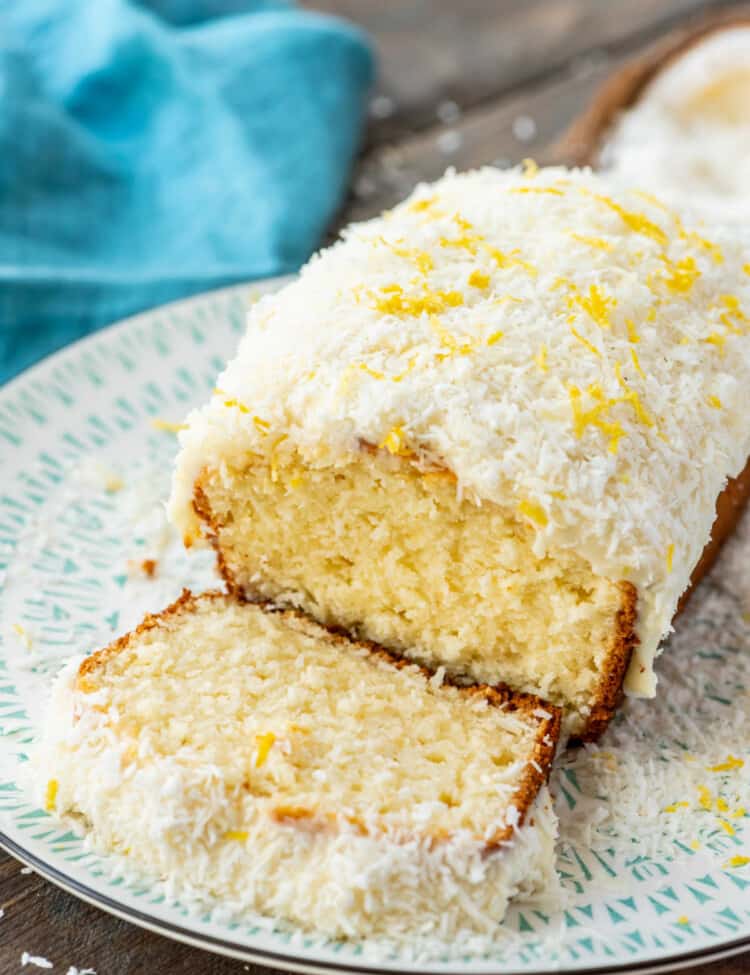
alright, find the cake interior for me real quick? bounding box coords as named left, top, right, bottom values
left=77, top=595, right=544, bottom=840
left=195, top=445, right=632, bottom=734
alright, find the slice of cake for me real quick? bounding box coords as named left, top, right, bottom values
left=168, top=165, right=750, bottom=738
left=37, top=590, right=561, bottom=940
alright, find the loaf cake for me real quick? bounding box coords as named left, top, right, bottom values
left=168, top=165, right=750, bottom=738
left=36, top=590, right=560, bottom=939
left=600, top=24, right=750, bottom=220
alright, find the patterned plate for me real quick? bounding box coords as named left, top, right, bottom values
left=2, top=282, right=750, bottom=974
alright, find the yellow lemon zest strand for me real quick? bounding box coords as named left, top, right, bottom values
left=569, top=232, right=614, bottom=251
left=357, top=363, right=385, bottom=381
left=568, top=283, right=616, bottom=329
left=374, top=283, right=464, bottom=317
left=485, top=245, right=537, bottom=277
left=707, top=395, right=723, bottom=410
left=150, top=418, right=187, bottom=433
left=45, top=779, right=58, bottom=813
left=510, top=186, right=564, bottom=196
left=518, top=499, right=548, bottom=527
left=690, top=839, right=701, bottom=851
left=704, top=332, right=726, bottom=355
left=252, top=414, right=269, bottom=433
left=708, top=755, right=745, bottom=772
left=626, top=319, right=640, bottom=343
left=522, top=158, right=538, bottom=176
left=468, top=269, right=490, bottom=289
left=716, top=796, right=730, bottom=812
left=255, top=732, right=276, bottom=768
left=718, top=818, right=735, bottom=836
left=439, top=214, right=485, bottom=254
left=568, top=385, right=625, bottom=454
left=569, top=325, right=601, bottom=358
left=630, top=348, right=645, bottom=379
left=677, top=916, right=690, bottom=926
left=663, top=802, right=689, bottom=813
left=379, top=426, right=411, bottom=457
left=614, top=362, right=654, bottom=428
left=727, top=855, right=750, bottom=868
left=550, top=489, right=567, bottom=500
left=666, top=543, right=675, bottom=574
left=535, top=344, right=548, bottom=372
left=674, top=215, right=724, bottom=264
left=733, top=807, right=747, bottom=818
left=225, top=830, right=249, bottom=842
left=12, top=623, right=32, bottom=649
left=408, top=196, right=437, bottom=214
left=428, top=315, right=474, bottom=356
left=698, top=785, right=713, bottom=810
left=486, top=330, right=504, bottom=346
left=589, top=192, right=668, bottom=247
left=659, top=255, right=700, bottom=294
left=719, top=294, right=747, bottom=334
left=384, top=240, right=435, bottom=274
left=744, top=263, right=750, bottom=276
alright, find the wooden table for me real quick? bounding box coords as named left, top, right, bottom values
left=2, top=1, right=748, bottom=971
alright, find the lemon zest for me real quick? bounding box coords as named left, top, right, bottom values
left=630, top=348, right=645, bottom=379
left=666, top=543, right=674, bottom=574
left=468, top=269, right=490, bottom=289
left=707, top=395, right=723, bottom=410
left=379, top=426, right=411, bottom=456
left=727, top=855, right=750, bottom=868
left=569, top=325, right=601, bottom=358
left=663, top=802, right=689, bottom=813
left=45, top=779, right=58, bottom=813
left=626, top=319, right=640, bottom=343
left=589, top=192, right=668, bottom=247
left=518, top=499, right=548, bottom=527
left=150, top=418, right=186, bottom=433
left=225, top=830, right=249, bottom=842
left=704, top=333, right=726, bottom=355
left=255, top=732, right=276, bottom=768
left=568, top=232, right=613, bottom=251
left=486, top=331, right=504, bottom=346
left=535, top=344, right=548, bottom=372
left=708, top=755, right=745, bottom=772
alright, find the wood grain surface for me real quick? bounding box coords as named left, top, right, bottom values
left=2, top=1, right=749, bottom=972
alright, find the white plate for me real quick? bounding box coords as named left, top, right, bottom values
left=2, top=282, right=750, bottom=974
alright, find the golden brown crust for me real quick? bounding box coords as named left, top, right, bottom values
left=575, top=581, right=638, bottom=743
left=554, top=11, right=750, bottom=168
left=75, top=588, right=560, bottom=850
left=677, top=458, right=750, bottom=614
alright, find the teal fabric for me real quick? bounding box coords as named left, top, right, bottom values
left=0, top=0, right=374, bottom=382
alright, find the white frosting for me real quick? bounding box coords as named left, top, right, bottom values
left=34, top=656, right=559, bottom=941
left=169, top=166, right=750, bottom=696
left=602, top=28, right=750, bottom=220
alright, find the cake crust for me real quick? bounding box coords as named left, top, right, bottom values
left=77, top=587, right=561, bottom=849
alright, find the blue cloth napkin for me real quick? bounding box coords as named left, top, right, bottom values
left=0, top=0, right=374, bottom=383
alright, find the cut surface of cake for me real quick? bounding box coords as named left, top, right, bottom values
left=37, top=590, right=561, bottom=939
left=169, top=165, right=750, bottom=737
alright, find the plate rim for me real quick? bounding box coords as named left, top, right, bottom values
left=2, top=281, right=750, bottom=975
left=3, top=831, right=750, bottom=975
